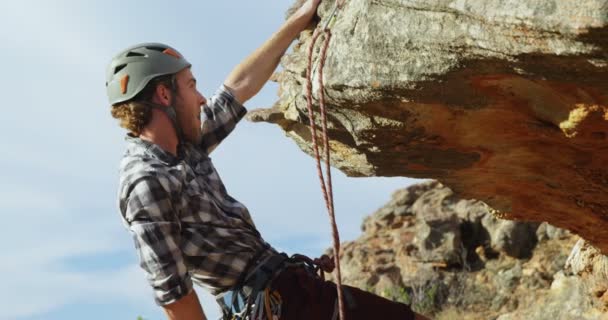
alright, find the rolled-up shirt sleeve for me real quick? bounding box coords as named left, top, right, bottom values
left=124, top=175, right=192, bottom=306
left=199, top=85, right=248, bottom=154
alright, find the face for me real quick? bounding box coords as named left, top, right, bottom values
left=172, top=68, right=207, bottom=144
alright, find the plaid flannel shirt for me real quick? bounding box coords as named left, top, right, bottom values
left=117, top=85, right=277, bottom=305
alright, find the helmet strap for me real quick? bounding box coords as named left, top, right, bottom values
left=142, top=99, right=185, bottom=146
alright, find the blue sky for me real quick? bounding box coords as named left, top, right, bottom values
left=0, top=1, right=418, bottom=319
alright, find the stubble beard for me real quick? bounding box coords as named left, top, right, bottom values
left=174, top=99, right=203, bottom=145
left=181, top=118, right=202, bottom=145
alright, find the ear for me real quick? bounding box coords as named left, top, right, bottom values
left=152, top=83, right=173, bottom=106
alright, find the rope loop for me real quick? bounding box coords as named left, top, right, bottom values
left=304, top=1, right=347, bottom=318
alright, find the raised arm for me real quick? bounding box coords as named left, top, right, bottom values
left=224, top=0, right=321, bottom=104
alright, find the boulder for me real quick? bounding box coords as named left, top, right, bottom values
left=330, top=181, right=605, bottom=318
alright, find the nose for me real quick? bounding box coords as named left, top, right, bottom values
left=199, top=92, right=207, bottom=106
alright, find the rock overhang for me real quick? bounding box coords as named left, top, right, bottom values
left=249, top=0, right=608, bottom=252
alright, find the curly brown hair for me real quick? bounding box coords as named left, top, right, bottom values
left=110, top=74, right=176, bottom=136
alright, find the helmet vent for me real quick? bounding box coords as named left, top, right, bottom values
left=120, top=75, right=130, bottom=94
left=162, top=48, right=182, bottom=58
left=114, top=64, right=127, bottom=74
left=146, top=46, right=166, bottom=52
left=126, top=51, right=146, bottom=57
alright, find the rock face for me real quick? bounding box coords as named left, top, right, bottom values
left=326, top=181, right=607, bottom=319
left=249, top=0, right=608, bottom=252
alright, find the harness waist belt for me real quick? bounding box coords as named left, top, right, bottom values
left=241, top=252, right=289, bottom=295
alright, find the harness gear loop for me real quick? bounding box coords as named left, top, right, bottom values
left=305, top=1, right=348, bottom=319
left=217, top=253, right=332, bottom=320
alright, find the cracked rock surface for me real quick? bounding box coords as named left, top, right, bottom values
left=249, top=0, right=608, bottom=252
left=326, top=181, right=607, bottom=319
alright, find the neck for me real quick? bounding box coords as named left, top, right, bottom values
left=139, top=109, right=179, bottom=156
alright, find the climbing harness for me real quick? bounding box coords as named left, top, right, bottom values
left=305, top=1, right=348, bottom=320
left=216, top=251, right=337, bottom=320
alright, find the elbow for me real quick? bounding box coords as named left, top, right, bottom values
left=224, top=78, right=259, bottom=104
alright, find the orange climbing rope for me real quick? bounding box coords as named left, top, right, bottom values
left=305, top=1, right=347, bottom=320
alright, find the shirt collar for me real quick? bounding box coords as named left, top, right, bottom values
left=125, top=135, right=183, bottom=165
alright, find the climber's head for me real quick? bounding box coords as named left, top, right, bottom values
left=106, top=43, right=206, bottom=144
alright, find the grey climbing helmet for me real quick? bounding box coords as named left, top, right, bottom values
left=105, top=43, right=191, bottom=105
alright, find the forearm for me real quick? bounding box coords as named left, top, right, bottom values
left=224, top=9, right=314, bottom=103
left=162, top=290, right=207, bottom=320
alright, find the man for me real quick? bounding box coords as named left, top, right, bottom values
left=106, top=1, right=430, bottom=319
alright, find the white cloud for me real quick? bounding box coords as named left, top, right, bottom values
left=0, top=183, right=136, bottom=318
left=0, top=263, right=153, bottom=319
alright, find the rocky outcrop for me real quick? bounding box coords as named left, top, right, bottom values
left=326, top=181, right=607, bottom=319
left=249, top=0, right=608, bottom=252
